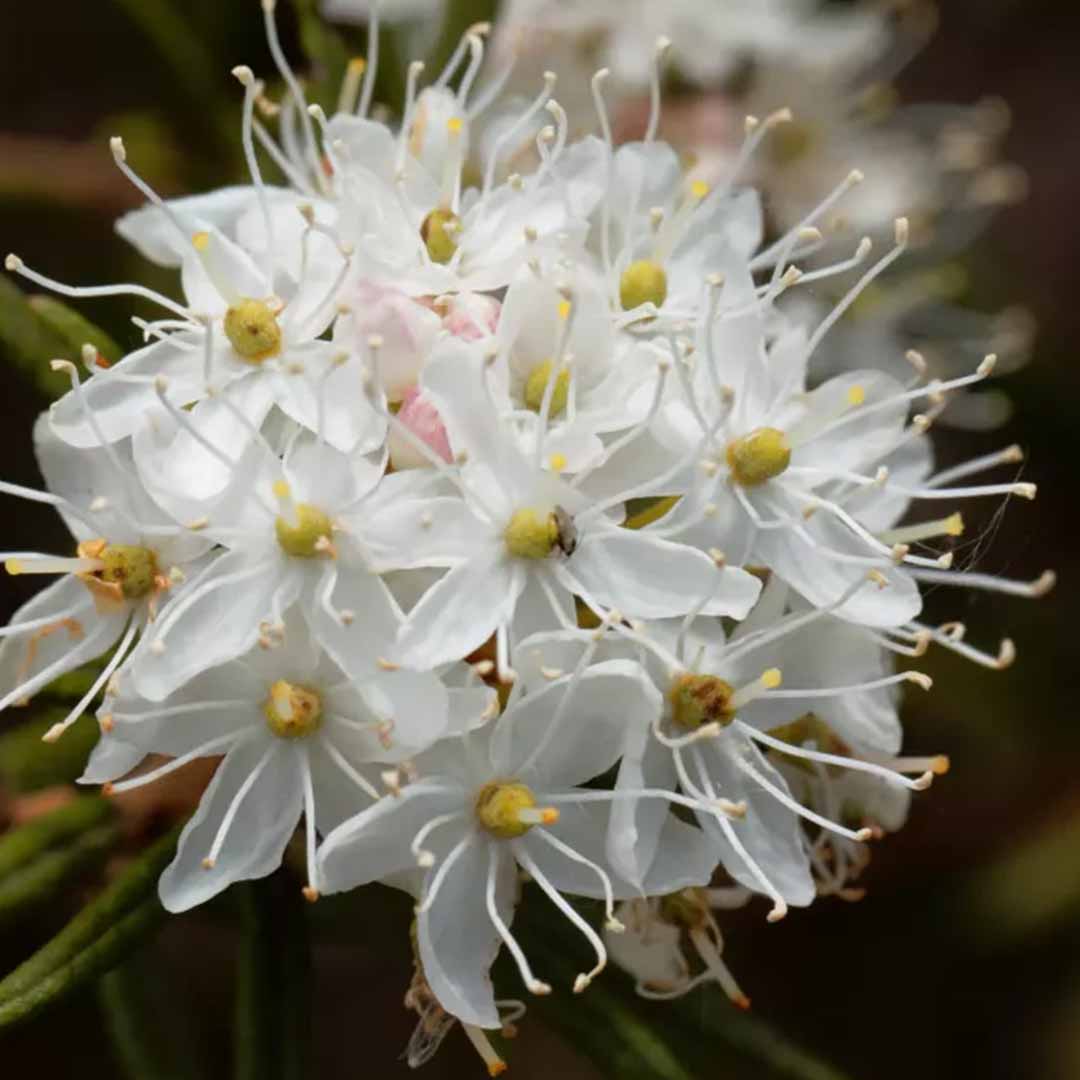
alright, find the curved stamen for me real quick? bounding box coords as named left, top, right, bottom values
left=484, top=844, right=552, bottom=995
left=515, top=842, right=608, bottom=992
left=105, top=730, right=244, bottom=794
left=203, top=743, right=275, bottom=868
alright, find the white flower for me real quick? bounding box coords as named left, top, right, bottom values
left=318, top=656, right=714, bottom=1027
left=84, top=609, right=494, bottom=910
left=606, top=886, right=751, bottom=1006
left=0, top=413, right=212, bottom=742
left=128, top=428, right=410, bottom=700
left=392, top=340, right=761, bottom=674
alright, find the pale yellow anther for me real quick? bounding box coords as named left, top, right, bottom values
left=847, top=385, right=866, bottom=407
left=504, top=508, right=558, bottom=560
left=192, top=232, right=210, bottom=252
left=943, top=512, right=964, bottom=537
left=524, top=360, right=571, bottom=417
left=263, top=680, right=323, bottom=739
left=447, top=116, right=464, bottom=135
left=272, top=480, right=291, bottom=499
left=557, top=298, right=572, bottom=320
left=548, top=453, right=567, bottom=472
left=761, top=668, right=783, bottom=690
left=224, top=298, right=283, bottom=363
left=725, top=427, right=791, bottom=487
left=691, top=179, right=710, bottom=200
left=275, top=504, right=335, bottom=558
left=619, top=259, right=668, bottom=311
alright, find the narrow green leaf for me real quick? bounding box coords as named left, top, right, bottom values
left=100, top=956, right=203, bottom=1080
left=28, top=296, right=123, bottom=365
left=0, top=824, right=181, bottom=1027
left=234, top=872, right=311, bottom=1080
left=0, top=276, right=73, bottom=397
left=0, top=707, right=101, bottom=794
left=0, top=795, right=112, bottom=879
left=0, top=822, right=118, bottom=929
left=521, top=900, right=852, bottom=1080
left=518, top=914, right=694, bottom=1080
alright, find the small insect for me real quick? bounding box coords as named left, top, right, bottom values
left=403, top=970, right=458, bottom=1068
left=553, top=505, right=577, bottom=556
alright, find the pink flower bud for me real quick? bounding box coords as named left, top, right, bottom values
left=351, top=281, right=441, bottom=402
left=389, top=385, right=452, bottom=469
left=441, top=292, right=501, bottom=341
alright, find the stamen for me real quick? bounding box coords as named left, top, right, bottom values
left=762, top=670, right=931, bottom=699
left=515, top=843, right=607, bottom=992
left=416, top=834, right=473, bottom=914
left=300, top=749, right=320, bottom=901
left=358, top=2, right=380, bottom=117
left=462, top=1026, right=508, bottom=1077
left=203, top=744, right=275, bottom=869
left=806, top=218, right=910, bottom=358
left=644, top=37, right=671, bottom=144
left=482, top=75, right=556, bottom=196
left=911, top=567, right=1055, bottom=598
left=105, top=730, right=241, bottom=794
left=231, top=67, right=277, bottom=290
left=411, top=811, right=467, bottom=867
left=485, top=845, right=552, bottom=995
left=109, top=136, right=187, bottom=244
left=5, top=254, right=194, bottom=323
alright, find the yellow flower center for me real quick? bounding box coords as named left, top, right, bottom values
left=619, top=259, right=668, bottom=311
left=668, top=673, right=736, bottom=732
left=263, top=680, right=323, bottom=739
left=223, top=298, right=283, bottom=363
left=421, top=207, right=461, bottom=264
left=475, top=781, right=557, bottom=839
left=76, top=540, right=159, bottom=600
left=523, top=360, right=571, bottom=417
left=275, top=504, right=334, bottom=558
left=725, top=427, right=791, bottom=487
left=503, top=508, right=558, bottom=560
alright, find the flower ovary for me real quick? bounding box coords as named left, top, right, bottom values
left=275, top=504, right=334, bottom=558
left=421, top=208, right=461, bottom=265
left=475, top=781, right=537, bottom=839
left=725, top=427, right=791, bottom=487
left=619, top=259, right=668, bottom=311
left=263, top=680, right=323, bottom=739
left=224, top=298, right=283, bottom=363
left=669, top=673, right=736, bottom=731
left=504, top=508, right=559, bottom=560
left=524, top=360, right=571, bottom=417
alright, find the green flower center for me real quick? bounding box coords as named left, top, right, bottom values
left=475, top=781, right=555, bottom=838
left=421, top=207, right=461, bottom=265
left=668, top=673, right=736, bottom=732
left=504, top=508, right=558, bottom=560
left=275, top=504, right=334, bottom=558
left=524, top=360, right=571, bottom=417
left=98, top=544, right=159, bottom=600
left=263, top=680, right=323, bottom=739
left=224, top=298, right=283, bottom=363
left=619, top=259, right=668, bottom=311
left=725, top=427, right=791, bottom=487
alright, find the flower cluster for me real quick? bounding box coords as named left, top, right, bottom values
left=1, top=4, right=1049, bottom=1074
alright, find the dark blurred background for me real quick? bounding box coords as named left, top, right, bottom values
left=1, top=1, right=1079, bottom=1077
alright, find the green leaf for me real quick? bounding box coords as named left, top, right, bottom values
left=0, top=276, right=74, bottom=398
left=100, top=956, right=203, bottom=1080
left=28, top=296, right=123, bottom=365
left=0, top=824, right=181, bottom=1029
left=234, top=872, right=311, bottom=1080
left=0, top=822, right=118, bottom=929
left=0, top=795, right=112, bottom=880
left=0, top=707, right=101, bottom=794
left=520, top=900, right=852, bottom=1080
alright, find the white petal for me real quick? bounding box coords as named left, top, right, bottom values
left=418, top=837, right=512, bottom=1029
left=492, top=659, right=659, bottom=790
left=568, top=529, right=761, bottom=619
left=317, top=780, right=466, bottom=891
left=395, top=553, right=522, bottom=670
left=159, top=737, right=302, bottom=912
